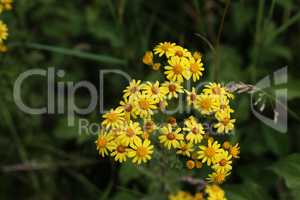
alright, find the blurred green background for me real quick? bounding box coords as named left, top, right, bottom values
left=1, top=0, right=300, bottom=199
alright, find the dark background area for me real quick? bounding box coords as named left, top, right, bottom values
left=0, top=0, right=300, bottom=199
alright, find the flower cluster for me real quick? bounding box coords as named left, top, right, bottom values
left=96, top=42, right=240, bottom=197
left=0, top=0, right=12, bottom=53
left=169, top=184, right=227, bottom=200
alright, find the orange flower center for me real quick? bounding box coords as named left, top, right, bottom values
left=126, top=128, right=135, bottom=137
left=200, top=99, right=212, bottom=110
left=190, top=63, right=199, bottom=73
left=107, top=112, right=117, bottom=122
left=168, top=84, right=177, bottom=92
left=222, top=117, right=230, bottom=125
left=205, top=147, right=215, bottom=157
left=167, top=133, right=176, bottom=140
left=139, top=99, right=150, bottom=110
left=190, top=93, right=197, bottom=101
left=117, top=145, right=126, bottom=153
left=192, top=127, right=198, bottom=134
left=175, top=50, right=183, bottom=57
left=136, top=146, right=148, bottom=157
left=219, top=159, right=227, bottom=166
left=97, top=138, right=107, bottom=148
left=124, top=104, right=132, bottom=112
left=130, top=86, right=138, bottom=93
left=212, top=87, right=221, bottom=95
left=173, top=64, right=183, bottom=74
left=151, top=86, right=159, bottom=94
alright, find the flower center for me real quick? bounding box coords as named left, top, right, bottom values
left=139, top=99, right=150, bottom=110
left=190, top=93, right=197, bottom=101
left=167, top=117, right=177, bottom=125
left=124, top=104, right=132, bottom=112
left=98, top=138, right=107, bottom=148
left=219, top=159, right=227, bottom=166
left=167, top=132, right=176, bottom=140
left=192, top=127, right=198, bottom=134
left=190, top=63, right=199, bottom=73
left=126, top=128, right=135, bottom=137
left=222, top=117, right=230, bottom=125
left=215, top=173, right=225, bottom=183
left=117, top=145, right=126, bottom=153
left=136, top=146, right=148, bottom=157
left=151, top=86, right=159, bottom=94
left=205, top=147, right=215, bottom=157
left=144, top=121, right=154, bottom=131
left=168, top=84, right=177, bottom=92
left=173, top=64, right=183, bottom=74
left=200, top=99, right=211, bottom=109
left=130, top=86, right=138, bottom=93
left=212, top=87, right=221, bottom=95
left=107, top=112, right=117, bottom=122
left=175, top=50, right=183, bottom=57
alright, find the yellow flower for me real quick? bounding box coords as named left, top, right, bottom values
left=102, top=107, right=125, bottom=129
left=118, top=97, right=136, bottom=121
left=195, top=94, right=219, bottom=115
left=95, top=131, right=114, bottom=157
left=128, top=139, right=153, bottom=164
left=118, top=121, right=143, bottom=146
left=205, top=185, right=227, bottom=200
left=203, top=83, right=234, bottom=99
left=186, top=160, right=195, bottom=169
left=154, top=41, right=176, bottom=57
left=214, top=111, right=235, bottom=133
left=193, top=51, right=202, bottom=61
left=198, top=139, right=222, bottom=166
left=162, top=81, right=184, bottom=99
left=152, top=63, right=161, bottom=70
left=185, top=87, right=198, bottom=106
left=110, top=139, right=128, bottom=163
left=166, top=45, right=192, bottom=58
left=189, top=57, right=204, bottom=82
left=169, top=191, right=194, bottom=200
left=141, top=81, right=168, bottom=102
left=134, top=93, right=157, bottom=118
left=222, top=141, right=231, bottom=150
left=194, top=192, right=204, bottom=200
left=229, top=143, right=240, bottom=158
left=123, top=79, right=143, bottom=99
left=0, top=20, right=8, bottom=43
left=207, top=170, right=230, bottom=184
left=142, top=51, right=153, bottom=65
left=176, top=141, right=194, bottom=157
left=212, top=150, right=232, bottom=173
left=159, top=124, right=184, bottom=149
left=142, top=119, right=157, bottom=133
left=165, top=56, right=190, bottom=82
left=183, top=116, right=205, bottom=144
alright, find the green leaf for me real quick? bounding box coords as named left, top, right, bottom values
left=269, top=154, right=300, bottom=198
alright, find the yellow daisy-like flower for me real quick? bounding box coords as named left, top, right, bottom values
left=118, top=121, right=143, bottom=146
left=205, top=185, right=227, bottom=200
left=0, top=20, right=8, bottom=43
left=102, top=107, right=124, bottom=129
left=154, top=41, right=176, bottom=57
left=118, top=98, right=136, bottom=121
left=207, top=170, right=231, bottom=184
left=128, top=139, right=153, bottom=164
left=185, top=87, right=198, bottom=106
left=189, top=57, right=204, bottom=82
left=0, top=0, right=13, bottom=12
left=193, top=51, right=202, bottom=61
left=214, top=111, right=235, bottom=133
left=123, top=79, right=143, bottom=99
left=169, top=191, right=194, bottom=200
left=141, top=81, right=168, bottom=102
left=95, top=131, right=114, bottom=157
left=229, top=143, right=240, bottom=158
left=203, top=83, right=234, bottom=99
left=134, top=93, right=157, bottom=118
left=159, top=124, right=184, bottom=149
left=165, top=56, right=190, bottom=82
left=142, top=119, right=157, bottom=133
left=166, top=45, right=192, bottom=58
left=195, top=94, right=219, bottom=115
left=212, top=150, right=232, bottom=173
left=176, top=141, right=194, bottom=157
left=110, top=139, right=128, bottom=163
left=142, top=51, right=153, bottom=65
left=183, top=116, right=205, bottom=144
left=162, top=81, right=184, bottom=99
left=152, top=63, right=161, bottom=70
left=198, top=139, right=222, bottom=166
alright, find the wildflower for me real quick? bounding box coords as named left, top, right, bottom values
left=207, top=170, right=230, bottom=184
left=214, top=111, right=235, bottom=133
left=188, top=57, right=204, bottom=82
left=102, top=107, right=124, bottom=129
left=198, top=139, right=222, bottom=166
left=169, top=191, right=193, bottom=200
left=212, top=150, right=232, bottom=173
left=183, top=116, right=204, bottom=144
left=118, top=121, right=143, bottom=146
left=110, top=139, right=128, bottom=163
left=95, top=131, right=114, bottom=157
left=159, top=124, right=184, bottom=149
left=162, top=81, right=184, bottom=99
left=143, top=119, right=157, bottom=133
left=141, top=81, right=168, bottom=102
left=205, top=185, right=227, bottom=200
left=142, top=51, right=153, bottom=65
left=123, top=79, right=143, bottom=99
left=193, top=51, right=202, bottom=61
left=222, top=141, right=231, bottom=150
left=229, top=143, right=240, bottom=158
left=203, top=83, right=234, bottom=99
left=0, top=0, right=13, bottom=13
left=166, top=45, right=192, bottom=58
left=154, top=41, right=176, bottom=57
left=185, top=87, right=198, bottom=106
left=118, top=97, right=136, bottom=121
left=128, top=139, right=153, bottom=164
left=152, top=63, right=161, bottom=70
left=186, top=160, right=195, bottom=169
left=194, top=192, right=204, bottom=200
left=195, top=160, right=203, bottom=169
left=195, top=94, right=219, bottom=115
left=167, top=116, right=177, bottom=127
left=177, top=141, right=194, bottom=157
left=134, top=93, right=157, bottom=118
left=165, top=56, right=190, bottom=82
left=0, top=20, right=8, bottom=43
